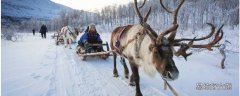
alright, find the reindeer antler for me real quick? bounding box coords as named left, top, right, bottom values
left=133, top=0, right=152, bottom=24
left=190, top=24, right=224, bottom=50
left=156, top=0, right=185, bottom=45
left=159, top=0, right=185, bottom=25
left=173, top=37, right=195, bottom=60
left=174, top=23, right=216, bottom=42
left=139, top=0, right=147, bottom=9
left=157, top=0, right=224, bottom=59
left=173, top=24, right=224, bottom=59
left=133, top=0, right=158, bottom=41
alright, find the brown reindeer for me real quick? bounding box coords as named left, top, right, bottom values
left=110, top=0, right=224, bottom=96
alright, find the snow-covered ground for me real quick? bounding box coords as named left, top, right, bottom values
left=1, top=32, right=239, bottom=96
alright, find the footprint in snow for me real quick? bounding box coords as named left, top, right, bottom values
left=41, top=63, right=50, bottom=66
left=44, top=75, right=50, bottom=80
left=30, top=73, right=42, bottom=80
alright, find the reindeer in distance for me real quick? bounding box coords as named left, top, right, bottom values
left=56, top=26, right=79, bottom=49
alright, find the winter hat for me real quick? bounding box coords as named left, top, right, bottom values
left=89, top=23, right=96, bottom=31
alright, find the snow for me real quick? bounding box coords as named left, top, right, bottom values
left=1, top=31, right=239, bottom=96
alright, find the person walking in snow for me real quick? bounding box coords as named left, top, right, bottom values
left=40, top=24, right=47, bottom=38
left=32, top=29, right=35, bottom=35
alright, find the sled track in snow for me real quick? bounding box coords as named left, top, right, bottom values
left=56, top=44, right=167, bottom=96
left=62, top=47, right=134, bottom=96
left=33, top=39, right=170, bottom=96
left=31, top=42, right=171, bottom=96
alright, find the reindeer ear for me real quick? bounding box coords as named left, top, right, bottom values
left=167, top=25, right=178, bottom=42
left=168, top=31, right=176, bottom=42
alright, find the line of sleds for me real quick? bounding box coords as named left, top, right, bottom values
left=52, top=32, right=112, bottom=61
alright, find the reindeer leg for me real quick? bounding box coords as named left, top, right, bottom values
left=120, top=57, right=129, bottom=79
left=130, top=64, right=142, bottom=96
left=76, top=45, right=80, bottom=54
left=69, top=39, right=72, bottom=49
left=66, top=39, right=69, bottom=48
left=129, top=74, right=135, bottom=86
left=64, top=38, right=67, bottom=48
left=113, top=53, right=119, bottom=77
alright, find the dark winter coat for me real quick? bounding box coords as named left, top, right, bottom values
left=78, top=30, right=102, bottom=45
left=40, top=25, right=47, bottom=33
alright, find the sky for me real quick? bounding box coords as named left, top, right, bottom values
left=51, top=0, right=132, bottom=11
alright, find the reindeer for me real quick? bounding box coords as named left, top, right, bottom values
left=110, top=0, right=224, bottom=96
left=60, top=26, right=79, bottom=49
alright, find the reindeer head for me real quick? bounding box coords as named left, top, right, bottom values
left=133, top=0, right=224, bottom=81
left=74, top=28, right=80, bottom=35
left=149, top=37, right=179, bottom=81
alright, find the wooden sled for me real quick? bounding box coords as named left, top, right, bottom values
left=51, top=32, right=59, bottom=39
left=76, top=42, right=113, bottom=60
left=55, top=33, right=64, bottom=45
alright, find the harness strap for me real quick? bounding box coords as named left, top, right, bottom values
left=67, top=26, right=73, bottom=33
left=116, top=26, right=146, bottom=58
left=115, top=25, right=132, bottom=53
left=120, top=38, right=136, bottom=52
left=67, top=26, right=74, bottom=36
left=67, top=26, right=78, bottom=39
left=117, top=26, right=127, bottom=42
left=135, top=29, right=146, bottom=58
left=164, top=80, right=179, bottom=96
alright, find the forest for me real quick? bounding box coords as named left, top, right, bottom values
left=2, top=0, right=239, bottom=33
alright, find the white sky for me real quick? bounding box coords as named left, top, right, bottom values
left=51, top=0, right=132, bottom=11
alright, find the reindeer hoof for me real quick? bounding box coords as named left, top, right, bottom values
left=113, top=74, right=119, bottom=77
left=125, top=75, right=129, bottom=79
left=113, top=70, right=118, bottom=77
left=135, top=93, right=143, bottom=96
left=124, top=72, right=129, bottom=79
left=129, top=82, right=136, bottom=86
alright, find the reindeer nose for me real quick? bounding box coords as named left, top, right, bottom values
left=166, top=70, right=179, bottom=81
left=164, top=61, right=179, bottom=81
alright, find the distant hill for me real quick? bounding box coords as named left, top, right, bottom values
left=1, top=0, right=72, bottom=25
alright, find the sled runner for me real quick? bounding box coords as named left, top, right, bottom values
left=76, top=42, right=112, bottom=60
left=55, top=33, right=64, bottom=45
left=51, top=32, right=59, bottom=39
